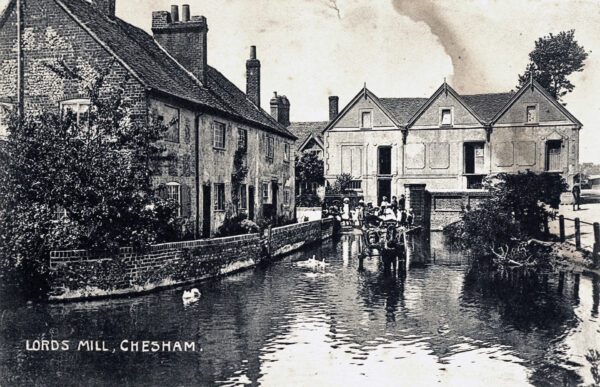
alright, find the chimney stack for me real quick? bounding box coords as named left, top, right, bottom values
left=270, top=92, right=290, bottom=127
left=246, top=46, right=261, bottom=108
left=171, top=5, right=179, bottom=22
left=92, top=0, right=116, bottom=17
left=329, top=96, right=339, bottom=122
left=182, top=4, right=190, bottom=22
left=152, top=6, right=208, bottom=84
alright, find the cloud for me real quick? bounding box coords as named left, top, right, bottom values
left=391, top=0, right=484, bottom=92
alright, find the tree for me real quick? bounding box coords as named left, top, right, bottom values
left=0, top=75, right=181, bottom=291
left=517, top=30, right=588, bottom=102
left=295, top=152, right=324, bottom=193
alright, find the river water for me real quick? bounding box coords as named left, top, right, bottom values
left=1, top=232, right=599, bottom=386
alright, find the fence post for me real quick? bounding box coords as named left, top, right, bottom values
left=543, top=214, right=549, bottom=237
left=593, top=222, right=600, bottom=267
left=559, top=215, right=565, bottom=242
left=575, top=218, right=581, bottom=249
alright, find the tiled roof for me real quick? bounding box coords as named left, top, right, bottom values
left=461, top=92, right=515, bottom=122
left=55, top=0, right=295, bottom=139
left=379, top=98, right=429, bottom=125
left=287, top=121, right=328, bottom=151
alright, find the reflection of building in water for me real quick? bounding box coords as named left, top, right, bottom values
left=407, top=231, right=469, bottom=266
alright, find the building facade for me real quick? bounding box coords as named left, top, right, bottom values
left=0, top=0, right=296, bottom=237
left=323, top=81, right=582, bottom=206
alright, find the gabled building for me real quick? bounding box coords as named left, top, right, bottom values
left=323, top=79, right=582, bottom=206
left=0, top=0, right=296, bottom=237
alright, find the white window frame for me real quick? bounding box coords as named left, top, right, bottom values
left=360, top=110, right=373, bottom=129
left=213, top=121, right=226, bottom=150
left=262, top=182, right=270, bottom=203
left=60, top=98, right=91, bottom=128
left=166, top=182, right=181, bottom=216
left=238, top=128, right=248, bottom=150
left=440, top=107, right=453, bottom=126
left=526, top=104, right=539, bottom=124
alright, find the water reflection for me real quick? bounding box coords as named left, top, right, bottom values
left=0, top=233, right=599, bottom=386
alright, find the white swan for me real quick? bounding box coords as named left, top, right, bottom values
left=295, top=255, right=328, bottom=270
left=182, top=288, right=201, bottom=303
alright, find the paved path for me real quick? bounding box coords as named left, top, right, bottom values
left=549, top=189, right=600, bottom=251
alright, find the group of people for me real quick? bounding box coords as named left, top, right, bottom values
left=339, top=194, right=414, bottom=228
left=377, top=195, right=414, bottom=226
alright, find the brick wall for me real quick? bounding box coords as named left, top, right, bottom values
left=429, top=190, right=491, bottom=230
left=49, top=219, right=334, bottom=300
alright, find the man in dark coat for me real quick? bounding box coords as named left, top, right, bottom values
left=572, top=183, right=581, bottom=211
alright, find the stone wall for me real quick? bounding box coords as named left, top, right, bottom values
left=429, top=190, right=491, bottom=230
left=48, top=219, right=334, bottom=301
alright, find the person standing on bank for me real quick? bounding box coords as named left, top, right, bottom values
left=399, top=194, right=406, bottom=211
left=572, top=183, right=581, bottom=211
left=407, top=209, right=414, bottom=227
left=391, top=196, right=398, bottom=217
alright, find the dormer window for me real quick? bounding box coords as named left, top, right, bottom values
left=526, top=105, right=538, bottom=124
left=361, top=111, right=372, bottom=129
left=441, top=108, right=452, bottom=126
left=60, top=99, right=90, bottom=128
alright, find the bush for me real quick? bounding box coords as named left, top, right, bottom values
left=445, top=171, right=567, bottom=269
left=215, top=213, right=260, bottom=237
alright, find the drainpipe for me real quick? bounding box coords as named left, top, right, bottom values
left=16, top=0, right=24, bottom=119
left=194, top=113, right=203, bottom=239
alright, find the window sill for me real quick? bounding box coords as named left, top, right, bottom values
left=525, top=123, right=539, bottom=126
left=214, top=209, right=226, bottom=213
left=213, top=147, right=226, bottom=152
left=439, top=124, right=453, bottom=128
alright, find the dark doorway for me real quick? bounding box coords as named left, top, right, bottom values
left=378, top=146, right=392, bottom=175
left=377, top=179, right=391, bottom=206
left=202, top=184, right=211, bottom=238
left=272, top=181, right=279, bottom=217
left=248, top=185, right=255, bottom=221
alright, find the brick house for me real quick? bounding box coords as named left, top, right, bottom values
left=322, top=80, right=582, bottom=207
left=0, top=0, right=296, bottom=237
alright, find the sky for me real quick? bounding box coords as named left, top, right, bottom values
left=2, top=0, right=599, bottom=163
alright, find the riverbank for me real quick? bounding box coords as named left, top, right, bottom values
left=550, top=241, right=600, bottom=276
left=48, top=218, right=335, bottom=302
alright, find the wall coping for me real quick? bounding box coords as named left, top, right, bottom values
left=50, top=219, right=329, bottom=256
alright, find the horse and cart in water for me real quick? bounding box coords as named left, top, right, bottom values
left=324, top=197, right=419, bottom=273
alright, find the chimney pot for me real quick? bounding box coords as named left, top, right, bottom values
left=329, top=96, right=339, bottom=122
left=182, top=4, right=190, bottom=22
left=250, top=45, right=257, bottom=60
left=171, top=5, right=179, bottom=22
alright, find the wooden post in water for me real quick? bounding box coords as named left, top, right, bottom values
left=559, top=215, right=565, bottom=242
left=593, top=222, right=600, bottom=267
left=575, top=218, right=581, bottom=249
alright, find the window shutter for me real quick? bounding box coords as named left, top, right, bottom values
left=181, top=184, right=192, bottom=218
left=211, top=121, right=215, bottom=147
